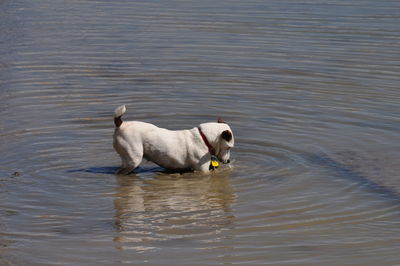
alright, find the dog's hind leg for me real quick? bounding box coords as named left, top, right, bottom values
left=116, top=165, right=136, bottom=175
left=116, top=144, right=143, bottom=175
left=116, top=157, right=131, bottom=175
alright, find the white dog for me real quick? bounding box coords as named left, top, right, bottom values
left=112, top=105, right=234, bottom=174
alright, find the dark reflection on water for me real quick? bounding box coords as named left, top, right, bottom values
left=67, top=166, right=164, bottom=175
left=1, top=0, right=400, bottom=264
left=68, top=166, right=119, bottom=174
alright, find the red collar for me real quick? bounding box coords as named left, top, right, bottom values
left=198, top=127, right=215, bottom=155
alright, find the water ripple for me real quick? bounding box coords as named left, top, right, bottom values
left=1, top=0, right=400, bottom=264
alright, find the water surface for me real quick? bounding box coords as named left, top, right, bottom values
left=1, top=0, right=400, bottom=264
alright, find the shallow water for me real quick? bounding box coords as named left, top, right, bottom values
left=1, top=0, right=400, bottom=264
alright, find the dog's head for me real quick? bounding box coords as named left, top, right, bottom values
left=217, top=128, right=234, bottom=164
left=199, top=119, right=234, bottom=164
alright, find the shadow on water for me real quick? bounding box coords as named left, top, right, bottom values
left=67, top=166, right=164, bottom=175
left=67, top=166, right=206, bottom=175
left=306, top=153, right=400, bottom=201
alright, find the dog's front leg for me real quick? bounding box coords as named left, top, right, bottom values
left=193, top=161, right=211, bottom=172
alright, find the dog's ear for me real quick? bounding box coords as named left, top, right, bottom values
left=217, top=118, right=225, bottom=123
left=221, top=130, right=232, bottom=142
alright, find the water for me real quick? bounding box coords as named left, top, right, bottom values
left=1, top=0, right=400, bottom=264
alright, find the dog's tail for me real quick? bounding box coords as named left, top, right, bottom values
left=114, top=105, right=126, bottom=128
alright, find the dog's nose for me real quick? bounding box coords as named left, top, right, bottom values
left=227, top=159, right=230, bottom=164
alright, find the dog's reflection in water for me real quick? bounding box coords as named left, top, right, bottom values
left=113, top=168, right=236, bottom=250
